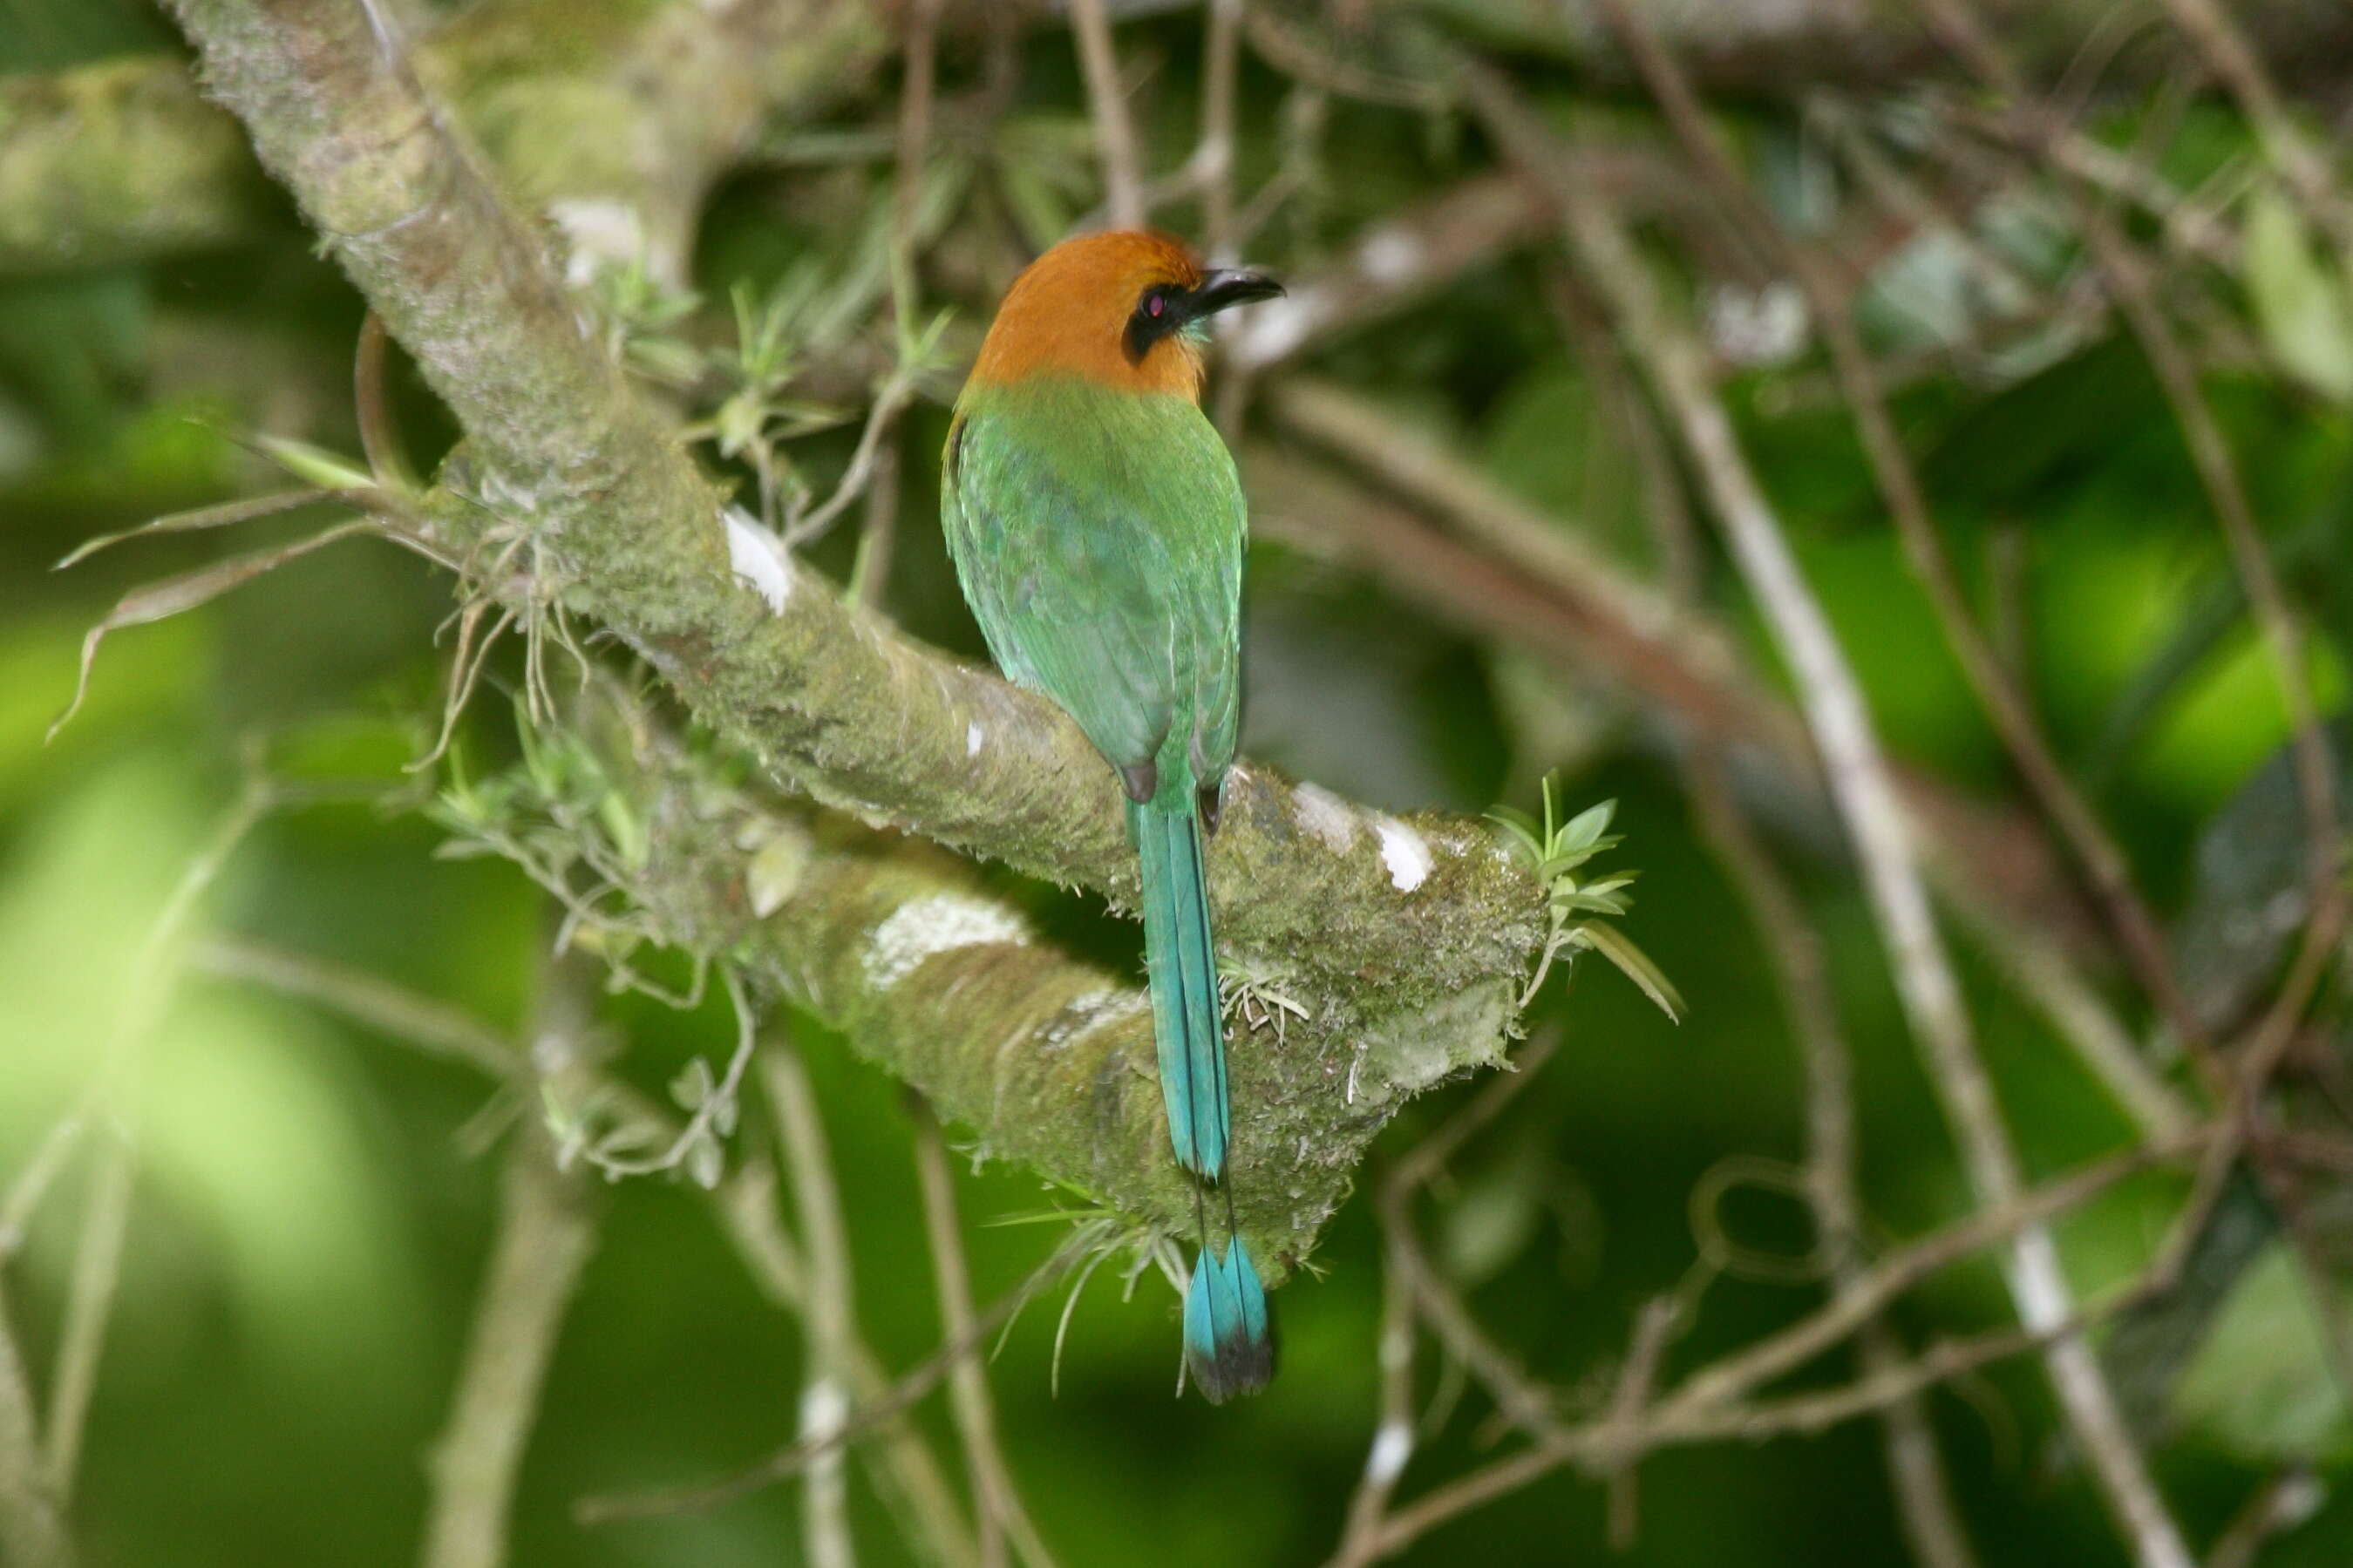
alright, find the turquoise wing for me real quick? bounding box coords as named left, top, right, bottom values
left=942, top=378, right=1245, bottom=792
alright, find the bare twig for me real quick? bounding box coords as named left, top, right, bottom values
left=1067, top=0, right=1144, bottom=228
left=2157, top=0, right=2350, bottom=254
left=1683, top=760, right=1980, bottom=1568
left=0, top=1120, right=89, bottom=1264
left=193, top=936, right=518, bottom=1078
left=421, top=1127, right=601, bottom=1568
left=37, top=1135, right=132, bottom=1509
left=1595, top=0, right=2219, bottom=1089
left=0, top=770, right=288, bottom=1564
left=1328, top=1034, right=1564, bottom=1565
left=909, top=1099, right=1058, bottom=1568
left=1348, top=1270, right=2173, bottom=1564
left=1474, top=64, right=2195, bottom=1567
left=1951, top=900, right=2193, bottom=1143
left=1330, top=1239, right=1416, bottom=1568
left=1381, top=1037, right=1570, bottom=1440
left=764, top=1040, right=860, bottom=1568
left=1199, top=0, right=1243, bottom=262
left=845, top=0, right=942, bottom=609
left=0, top=1280, right=71, bottom=1567
left=419, top=951, right=604, bottom=1568
left=198, top=933, right=977, bottom=1565
left=1635, top=265, right=1977, bottom=1565
left=717, top=1157, right=980, bottom=1568
left=2084, top=215, right=2341, bottom=906
left=2205, top=1467, right=2321, bottom=1568
left=576, top=1229, right=1091, bottom=1525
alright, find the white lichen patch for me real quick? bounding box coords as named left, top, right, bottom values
left=548, top=197, right=648, bottom=288
left=724, top=506, right=793, bottom=614
left=864, top=895, right=1028, bottom=991
left=797, top=1376, right=848, bottom=1438
left=1357, top=981, right=1513, bottom=1100
left=1291, top=782, right=1358, bottom=854
left=1373, top=816, right=1432, bottom=893
left=1364, top=1420, right=1414, bottom=1486
left=1033, top=988, right=1148, bottom=1053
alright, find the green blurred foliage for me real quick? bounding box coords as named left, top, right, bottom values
left=3, top=2, right=2350, bottom=1565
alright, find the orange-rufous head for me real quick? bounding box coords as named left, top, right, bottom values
left=963, top=230, right=1283, bottom=401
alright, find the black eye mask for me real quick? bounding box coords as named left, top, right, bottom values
left=1122, top=269, right=1284, bottom=363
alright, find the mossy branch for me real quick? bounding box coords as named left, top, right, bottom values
left=1, top=0, right=890, bottom=278
left=462, top=682, right=1515, bottom=1274
left=0, top=58, right=265, bottom=277
left=157, top=0, right=1549, bottom=1263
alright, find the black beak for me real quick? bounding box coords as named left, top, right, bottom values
left=1189, top=268, right=1285, bottom=317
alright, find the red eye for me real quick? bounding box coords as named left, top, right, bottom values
left=1147, top=293, right=1166, bottom=317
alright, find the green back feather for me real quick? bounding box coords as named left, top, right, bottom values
left=942, top=374, right=1243, bottom=789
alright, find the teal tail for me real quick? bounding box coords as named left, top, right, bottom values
left=1129, top=796, right=1232, bottom=1180
left=1184, top=1234, right=1274, bottom=1403
left=1128, top=795, right=1275, bottom=1401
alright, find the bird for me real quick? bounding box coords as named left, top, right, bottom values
left=940, top=230, right=1284, bottom=1402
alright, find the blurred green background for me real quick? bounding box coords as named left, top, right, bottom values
left=4, top=1, right=2352, bottom=1564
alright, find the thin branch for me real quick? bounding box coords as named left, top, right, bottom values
left=715, top=1157, right=979, bottom=1568
left=2156, top=0, right=2350, bottom=254
left=1329, top=1237, right=1417, bottom=1568
left=763, top=1041, right=860, bottom=1568
left=421, top=1126, right=601, bottom=1568
left=2205, top=1467, right=2320, bottom=1568
left=1633, top=265, right=1977, bottom=1565
left=0, top=1280, right=72, bottom=1568
left=2084, top=214, right=2342, bottom=909
left=1374, top=1036, right=1575, bottom=1450
left=204, top=929, right=978, bottom=1566
left=1953, top=899, right=2193, bottom=1142
left=193, top=935, right=519, bottom=1078
left=1348, top=1262, right=2177, bottom=1563
left=37, top=1135, right=132, bottom=1509
left=1594, top=0, right=2220, bottom=1089
left=576, top=1229, right=1091, bottom=1525
left=0, top=1120, right=89, bottom=1265
left=418, top=950, right=604, bottom=1568
left=1473, top=66, right=2194, bottom=1568
left=1683, top=759, right=1980, bottom=1568
left=1067, top=0, right=1145, bottom=228
left=1199, top=0, right=1243, bottom=261
left=909, top=1097, right=1058, bottom=1568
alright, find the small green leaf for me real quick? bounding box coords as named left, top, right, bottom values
left=2244, top=184, right=2353, bottom=402
left=1583, top=922, right=1684, bottom=1022
left=1557, top=798, right=1616, bottom=854
left=2172, top=1242, right=2351, bottom=1461
left=253, top=433, right=377, bottom=490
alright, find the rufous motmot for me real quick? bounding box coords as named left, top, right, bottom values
left=941, top=230, right=1282, bottom=1402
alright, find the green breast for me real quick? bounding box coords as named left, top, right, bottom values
left=942, top=375, right=1246, bottom=789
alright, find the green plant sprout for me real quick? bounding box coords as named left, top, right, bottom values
left=1490, top=777, right=1682, bottom=1021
